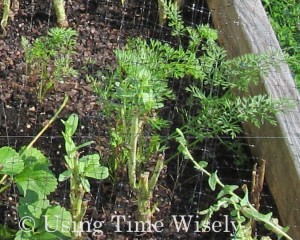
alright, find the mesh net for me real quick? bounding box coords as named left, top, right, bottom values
left=0, top=0, right=299, bottom=239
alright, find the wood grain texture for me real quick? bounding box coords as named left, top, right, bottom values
left=207, top=0, right=300, bottom=238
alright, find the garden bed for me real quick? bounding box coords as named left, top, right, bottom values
left=0, top=0, right=297, bottom=239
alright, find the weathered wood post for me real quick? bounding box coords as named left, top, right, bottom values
left=207, top=0, right=300, bottom=238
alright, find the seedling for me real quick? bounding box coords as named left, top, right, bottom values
left=21, top=28, right=78, bottom=102
left=59, top=113, right=109, bottom=239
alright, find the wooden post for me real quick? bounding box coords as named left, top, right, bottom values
left=207, top=0, right=300, bottom=238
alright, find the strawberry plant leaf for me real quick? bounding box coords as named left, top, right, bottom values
left=20, top=146, right=50, bottom=167
left=43, top=205, right=72, bottom=238
left=18, top=189, right=50, bottom=228
left=0, top=147, right=24, bottom=175
left=15, top=164, right=58, bottom=197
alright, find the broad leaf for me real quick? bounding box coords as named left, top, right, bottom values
left=18, top=189, right=50, bottom=228
left=20, top=147, right=50, bottom=167
left=43, top=206, right=72, bottom=238
left=15, top=164, right=58, bottom=197
left=0, top=147, right=24, bottom=175
left=79, top=154, right=109, bottom=180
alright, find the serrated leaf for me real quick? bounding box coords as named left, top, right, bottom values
left=58, top=169, right=73, bottom=182
left=208, top=171, right=218, bottom=191
left=20, top=147, right=50, bottom=167
left=43, top=206, right=72, bottom=237
left=18, top=189, right=50, bottom=228
left=0, top=147, right=24, bottom=175
left=15, top=164, right=58, bottom=197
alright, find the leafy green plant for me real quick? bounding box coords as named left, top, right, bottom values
left=262, top=0, right=300, bottom=86
left=160, top=0, right=291, bottom=149
left=92, top=0, right=291, bottom=224
left=0, top=96, right=73, bottom=239
left=175, top=128, right=292, bottom=240
left=59, top=113, right=109, bottom=239
left=21, top=28, right=78, bottom=101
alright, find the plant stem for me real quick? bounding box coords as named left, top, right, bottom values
left=176, top=128, right=292, bottom=240
left=24, top=95, right=68, bottom=151
left=53, top=0, right=68, bottom=27
left=128, top=112, right=142, bottom=189
left=0, top=95, right=68, bottom=194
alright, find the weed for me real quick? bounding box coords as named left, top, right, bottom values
left=21, top=28, right=78, bottom=101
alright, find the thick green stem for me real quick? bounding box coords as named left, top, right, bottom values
left=128, top=113, right=141, bottom=189
left=70, top=165, right=85, bottom=239
left=136, top=172, right=151, bottom=222
left=136, top=157, right=164, bottom=222
left=53, top=0, right=68, bottom=27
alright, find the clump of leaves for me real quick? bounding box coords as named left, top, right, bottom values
left=175, top=128, right=292, bottom=240
left=161, top=0, right=291, bottom=147
left=263, top=0, right=300, bottom=86
left=21, top=28, right=78, bottom=101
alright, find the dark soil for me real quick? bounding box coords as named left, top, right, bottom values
left=0, top=0, right=280, bottom=239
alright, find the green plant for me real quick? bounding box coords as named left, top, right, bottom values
left=262, top=0, right=300, bottom=86
left=0, top=96, right=73, bottom=239
left=160, top=0, right=291, bottom=151
left=175, top=128, right=292, bottom=240
left=59, top=113, right=109, bottom=239
left=0, top=99, right=108, bottom=239
left=21, top=28, right=78, bottom=101
left=92, top=0, right=291, bottom=223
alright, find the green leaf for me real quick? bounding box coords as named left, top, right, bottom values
left=198, top=161, right=208, bottom=168
left=61, top=113, right=78, bottom=136
left=80, top=177, right=90, bottom=192
left=43, top=205, right=72, bottom=238
left=0, top=147, right=24, bottom=175
left=58, top=169, right=73, bottom=182
left=20, top=147, right=50, bottom=167
left=208, top=171, right=218, bottom=191
left=79, top=154, right=109, bottom=180
left=217, top=185, right=239, bottom=199
left=17, top=189, right=50, bottom=228
left=15, top=231, right=34, bottom=240
left=15, top=164, right=58, bottom=197
left=75, top=141, right=94, bottom=151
